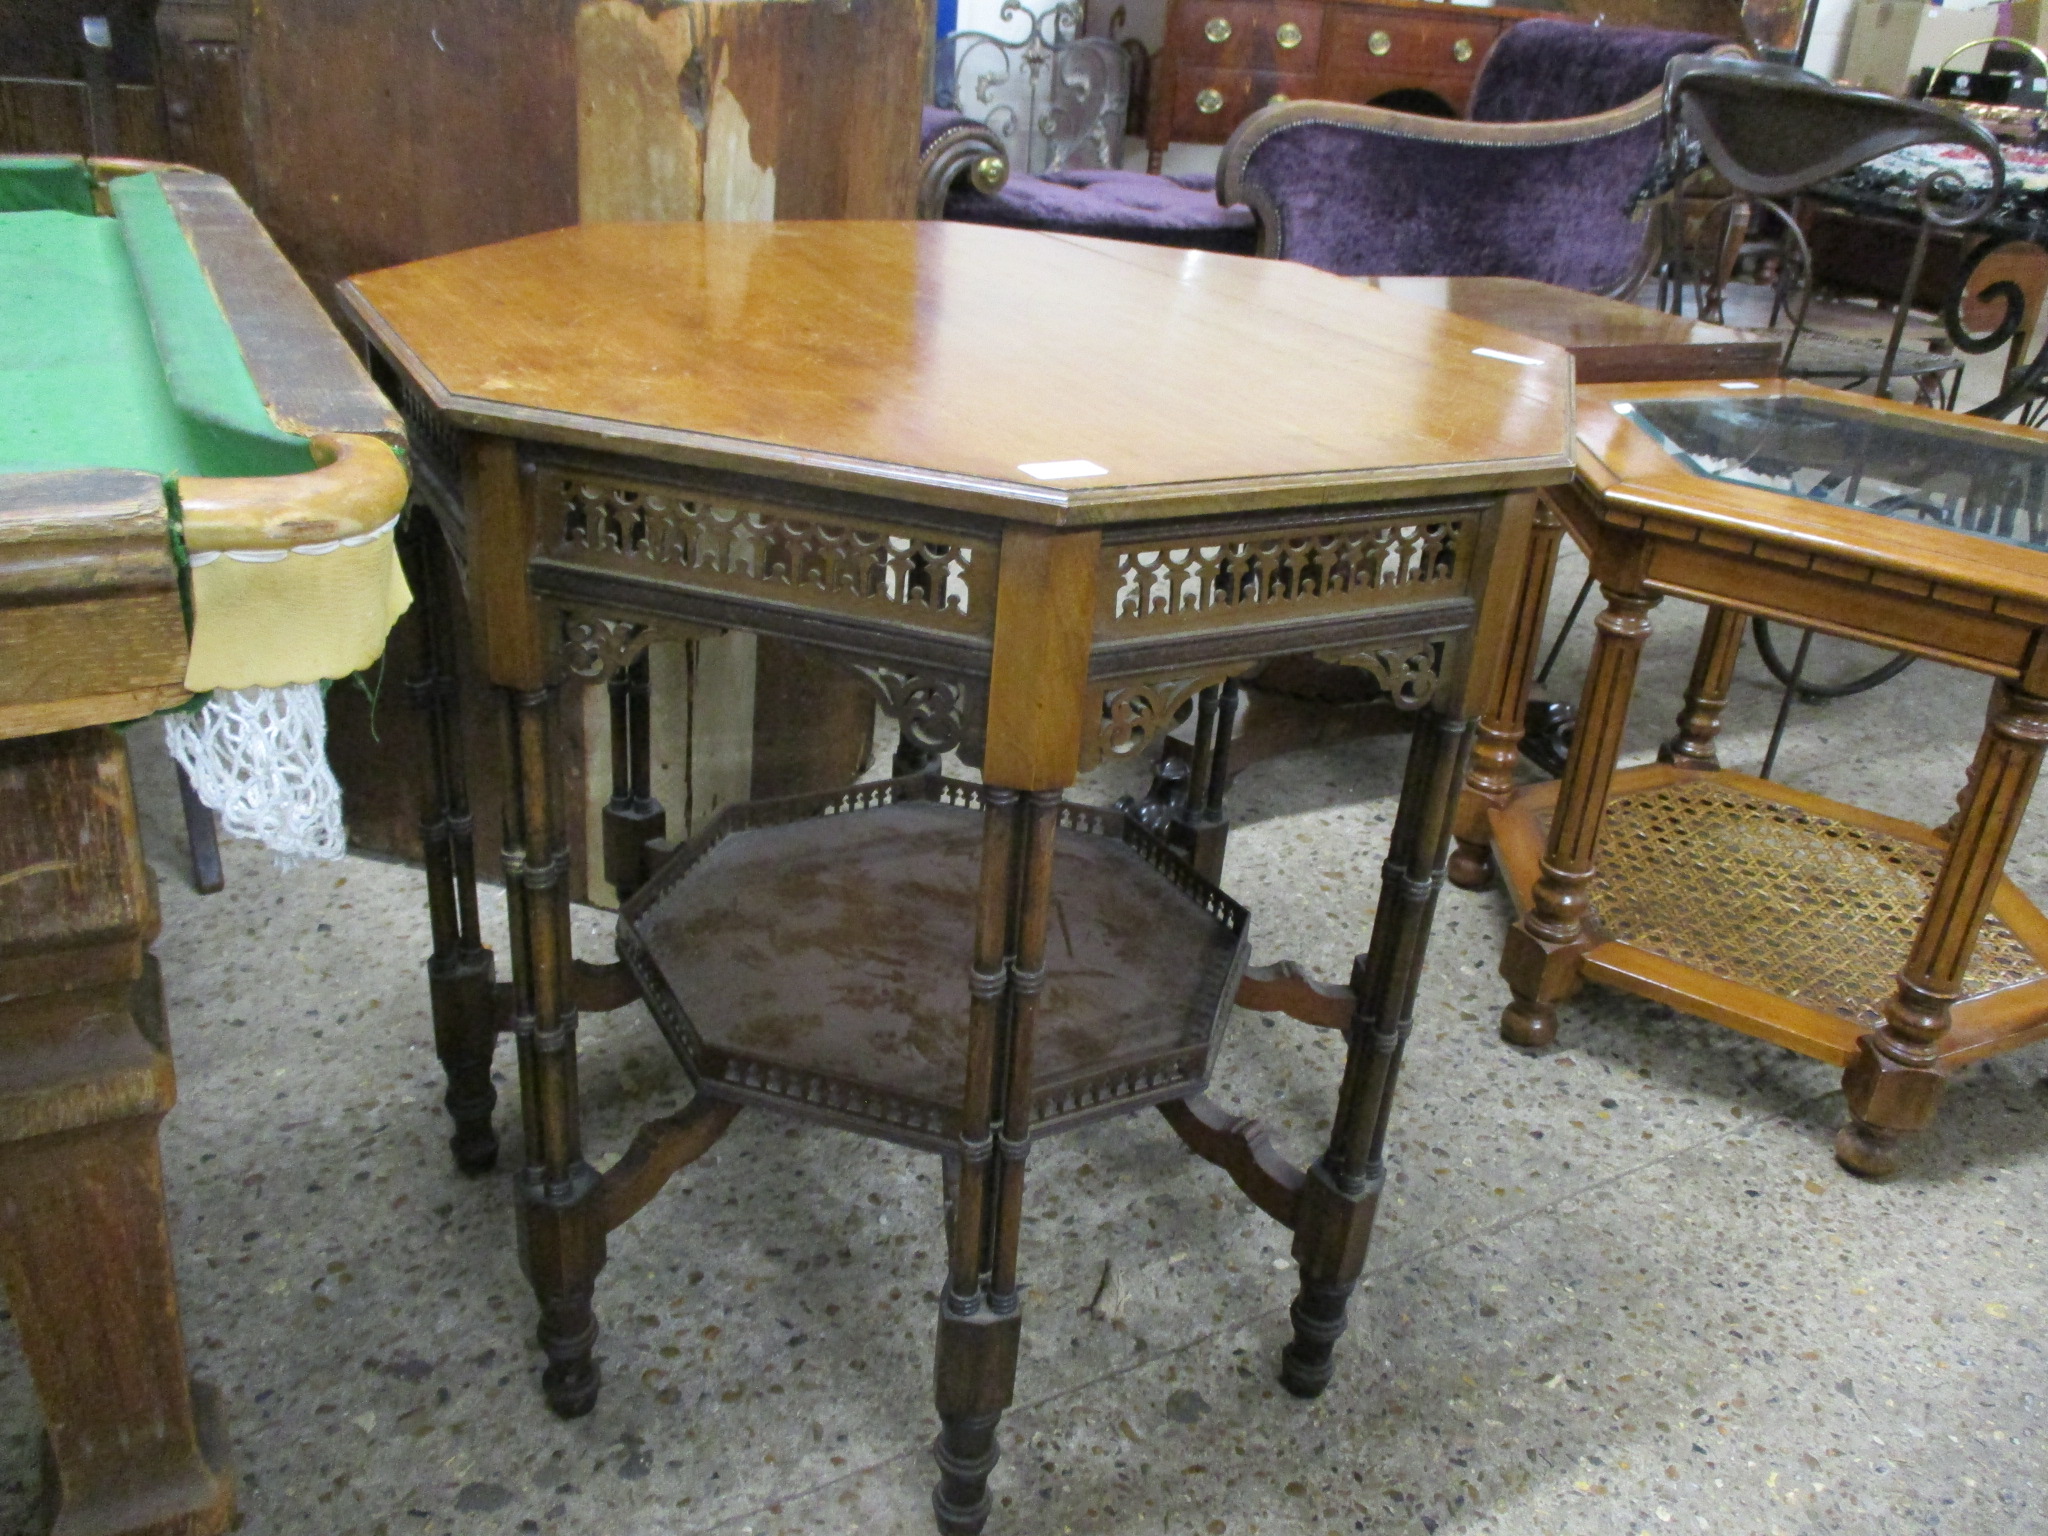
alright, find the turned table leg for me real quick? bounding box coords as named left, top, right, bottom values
left=602, top=651, right=666, bottom=900
left=500, top=681, right=608, bottom=1415
left=933, top=789, right=1056, bottom=1535
left=1499, top=586, right=1660, bottom=1048
left=1658, top=604, right=1745, bottom=770
left=1451, top=493, right=1565, bottom=890
left=1837, top=682, right=2048, bottom=1177
left=401, top=517, right=500, bottom=1174
left=1284, top=704, right=1472, bottom=1396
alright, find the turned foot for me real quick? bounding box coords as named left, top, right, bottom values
left=429, top=954, right=499, bottom=1174
left=1279, top=1278, right=1354, bottom=1399
left=1446, top=836, right=1494, bottom=891
left=1500, top=994, right=1557, bottom=1049
left=1834, top=1118, right=1905, bottom=1180
left=538, top=1292, right=601, bottom=1417
left=931, top=1411, right=1002, bottom=1535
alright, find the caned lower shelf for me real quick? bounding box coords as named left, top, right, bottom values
left=1491, top=765, right=2048, bottom=1067
left=618, top=776, right=1250, bottom=1151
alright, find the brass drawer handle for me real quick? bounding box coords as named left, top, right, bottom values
left=1268, top=92, right=1291, bottom=106
left=1368, top=28, right=1392, bottom=56
left=1196, top=87, right=1226, bottom=113
left=1452, top=37, right=1474, bottom=63
left=1205, top=16, right=1232, bottom=42
left=1277, top=21, right=1304, bottom=47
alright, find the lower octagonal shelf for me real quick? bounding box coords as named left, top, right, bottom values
left=618, top=776, right=1251, bottom=1152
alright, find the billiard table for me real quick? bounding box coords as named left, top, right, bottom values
left=0, top=154, right=408, bottom=1536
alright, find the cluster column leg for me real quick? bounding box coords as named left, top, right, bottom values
left=500, top=681, right=608, bottom=1415
left=1283, top=707, right=1471, bottom=1396
left=401, top=516, right=499, bottom=1173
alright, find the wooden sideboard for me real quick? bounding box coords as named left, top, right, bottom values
left=1146, top=0, right=1555, bottom=169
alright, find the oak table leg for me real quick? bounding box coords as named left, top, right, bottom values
left=1284, top=705, right=1471, bottom=1395
left=400, top=519, right=499, bottom=1174
left=1499, top=586, right=1660, bottom=1048
left=1658, top=604, right=1745, bottom=771
left=0, top=729, right=234, bottom=1536
left=1451, top=493, right=1565, bottom=890
left=1837, top=682, right=2048, bottom=1176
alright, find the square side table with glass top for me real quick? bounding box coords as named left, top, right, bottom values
left=1487, top=378, right=2048, bottom=1179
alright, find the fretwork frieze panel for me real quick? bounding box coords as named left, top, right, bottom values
left=540, top=470, right=996, bottom=635
left=1100, top=514, right=1470, bottom=635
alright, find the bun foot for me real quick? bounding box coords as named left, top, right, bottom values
left=1499, top=997, right=1556, bottom=1049
left=1834, top=1119, right=1904, bottom=1180
left=1446, top=838, right=1494, bottom=891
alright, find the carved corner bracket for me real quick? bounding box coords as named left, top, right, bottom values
left=1313, top=641, right=1443, bottom=710
left=847, top=663, right=979, bottom=761
left=1087, top=670, right=1242, bottom=771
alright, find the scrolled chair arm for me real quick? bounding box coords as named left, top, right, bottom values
left=917, top=112, right=1011, bottom=220
left=1215, top=92, right=1681, bottom=296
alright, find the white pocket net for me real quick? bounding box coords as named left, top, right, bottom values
left=162, top=683, right=347, bottom=865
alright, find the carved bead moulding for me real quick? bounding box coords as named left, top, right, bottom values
left=1097, top=508, right=1473, bottom=638
left=536, top=466, right=997, bottom=639
left=616, top=773, right=1250, bottom=1154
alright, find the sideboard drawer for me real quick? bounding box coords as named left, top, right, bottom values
left=1172, top=0, right=1325, bottom=70
left=1171, top=65, right=1319, bottom=140
left=1323, top=9, right=1502, bottom=78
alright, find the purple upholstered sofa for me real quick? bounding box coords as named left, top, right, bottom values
left=918, top=106, right=1258, bottom=255
left=1217, top=20, right=1741, bottom=294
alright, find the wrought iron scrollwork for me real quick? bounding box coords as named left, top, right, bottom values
left=1316, top=643, right=1442, bottom=710
left=934, top=0, right=1129, bottom=174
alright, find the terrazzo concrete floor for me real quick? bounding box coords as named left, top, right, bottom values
left=7, top=316, right=2048, bottom=1535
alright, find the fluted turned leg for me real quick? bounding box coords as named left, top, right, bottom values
left=1499, top=587, right=1659, bottom=1048
left=1452, top=494, right=1564, bottom=889
left=1284, top=708, right=1471, bottom=1396
left=1658, top=605, right=1745, bottom=771
left=401, top=518, right=499, bottom=1173
left=501, top=682, right=607, bottom=1415
left=1838, top=682, right=2048, bottom=1177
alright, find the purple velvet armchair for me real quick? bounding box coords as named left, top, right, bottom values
left=919, top=105, right=1258, bottom=255
left=1216, top=21, right=1740, bottom=294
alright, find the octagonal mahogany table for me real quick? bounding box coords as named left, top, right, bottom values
left=339, top=221, right=1573, bottom=1533
left=1489, top=379, right=2048, bottom=1179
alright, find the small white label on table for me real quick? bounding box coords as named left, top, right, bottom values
left=1719, top=381, right=1762, bottom=390
left=1018, top=459, right=1111, bottom=481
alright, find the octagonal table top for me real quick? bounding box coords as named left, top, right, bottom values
left=340, top=220, right=1574, bottom=523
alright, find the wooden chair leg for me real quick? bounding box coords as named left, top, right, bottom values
left=1658, top=604, right=1746, bottom=770
left=1499, top=587, right=1659, bottom=1048
left=1284, top=706, right=1471, bottom=1396
left=1452, top=494, right=1564, bottom=889
left=1838, top=682, right=2048, bottom=1176
left=401, top=519, right=499, bottom=1174
left=500, top=680, right=608, bottom=1416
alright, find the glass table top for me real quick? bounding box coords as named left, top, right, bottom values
left=1619, top=393, right=2048, bottom=552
